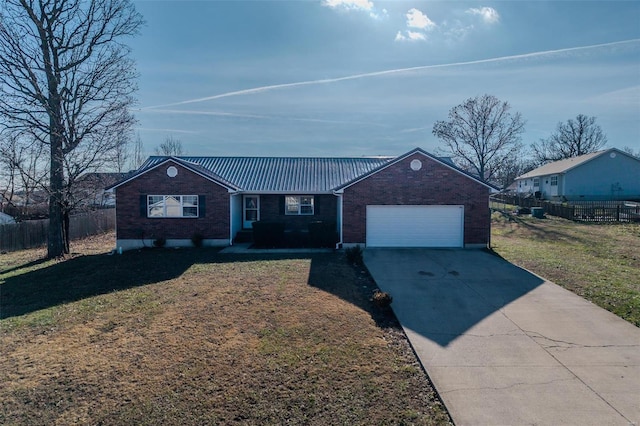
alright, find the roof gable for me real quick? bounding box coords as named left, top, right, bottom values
left=107, top=157, right=240, bottom=191
left=335, top=147, right=496, bottom=191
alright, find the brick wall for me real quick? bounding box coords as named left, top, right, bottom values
left=115, top=161, right=230, bottom=241
left=342, top=153, right=490, bottom=245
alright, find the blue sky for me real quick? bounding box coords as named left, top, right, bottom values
left=130, top=1, right=640, bottom=157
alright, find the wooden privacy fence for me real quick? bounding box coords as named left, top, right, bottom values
left=490, top=195, right=640, bottom=223
left=0, top=209, right=115, bottom=252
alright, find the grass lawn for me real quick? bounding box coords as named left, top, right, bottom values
left=0, top=233, right=451, bottom=425
left=491, top=212, right=640, bottom=327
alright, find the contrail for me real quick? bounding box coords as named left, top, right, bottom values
left=142, top=39, right=639, bottom=110
left=141, top=108, right=387, bottom=126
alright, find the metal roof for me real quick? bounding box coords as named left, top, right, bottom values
left=516, top=149, right=621, bottom=180
left=139, top=155, right=395, bottom=192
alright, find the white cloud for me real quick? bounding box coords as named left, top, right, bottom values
left=395, top=30, right=427, bottom=42
left=372, top=8, right=388, bottom=20
left=406, top=8, right=436, bottom=30
left=323, top=0, right=374, bottom=12
left=394, top=8, right=436, bottom=42
left=441, top=19, right=474, bottom=41
left=466, top=7, right=500, bottom=24
left=322, top=0, right=387, bottom=20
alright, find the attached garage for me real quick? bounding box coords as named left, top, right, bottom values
left=366, top=205, right=464, bottom=248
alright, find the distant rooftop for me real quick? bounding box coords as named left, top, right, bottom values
left=516, top=149, right=629, bottom=179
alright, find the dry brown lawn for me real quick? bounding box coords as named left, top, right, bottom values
left=0, top=233, right=451, bottom=425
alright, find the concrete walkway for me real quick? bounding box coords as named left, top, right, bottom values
left=364, top=248, right=640, bottom=426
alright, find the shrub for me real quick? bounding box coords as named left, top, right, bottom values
left=284, top=230, right=307, bottom=248
left=372, top=290, right=393, bottom=308
left=308, top=221, right=339, bottom=248
left=345, top=245, right=363, bottom=265
left=191, top=232, right=204, bottom=247
left=152, top=237, right=166, bottom=248
left=252, top=221, right=285, bottom=247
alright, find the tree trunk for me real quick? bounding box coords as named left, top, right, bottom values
left=63, top=203, right=70, bottom=253
left=47, top=123, right=66, bottom=258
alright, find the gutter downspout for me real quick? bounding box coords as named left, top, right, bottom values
left=333, top=190, right=344, bottom=249
left=228, top=190, right=238, bottom=245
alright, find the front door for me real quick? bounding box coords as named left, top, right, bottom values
left=243, top=195, right=259, bottom=229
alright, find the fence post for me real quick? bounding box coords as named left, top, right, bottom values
left=616, top=205, right=620, bottom=222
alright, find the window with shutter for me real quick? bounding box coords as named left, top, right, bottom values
left=146, top=195, right=199, bottom=218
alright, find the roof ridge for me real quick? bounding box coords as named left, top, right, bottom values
left=156, top=155, right=395, bottom=160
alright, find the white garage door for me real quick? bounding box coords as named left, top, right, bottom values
left=366, top=205, right=464, bottom=248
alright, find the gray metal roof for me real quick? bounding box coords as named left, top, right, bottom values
left=516, top=149, right=634, bottom=180
left=517, top=151, right=603, bottom=179
left=140, top=155, right=395, bottom=192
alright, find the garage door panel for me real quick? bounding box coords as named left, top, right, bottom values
left=366, top=205, right=463, bottom=247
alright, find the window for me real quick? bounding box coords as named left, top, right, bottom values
left=533, top=178, right=540, bottom=187
left=550, top=176, right=558, bottom=186
left=285, top=196, right=314, bottom=215
left=148, top=195, right=198, bottom=218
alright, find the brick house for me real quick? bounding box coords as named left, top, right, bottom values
left=107, top=148, right=494, bottom=250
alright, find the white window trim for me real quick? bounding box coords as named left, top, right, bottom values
left=550, top=176, right=558, bottom=186
left=148, top=195, right=199, bottom=218
left=285, top=195, right=314, bottom=216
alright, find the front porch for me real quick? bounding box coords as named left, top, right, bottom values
left=233, top=223, right=339, bottom=248
left=231, top=193, right=340, bottom=247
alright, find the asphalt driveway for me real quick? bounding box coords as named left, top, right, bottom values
left=364, top=248, right=640, bottom=426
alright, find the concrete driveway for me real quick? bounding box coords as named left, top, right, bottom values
left=364, top=248, right=640, bottom=426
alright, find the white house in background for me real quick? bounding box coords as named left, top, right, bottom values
left=514, top=148, right=640, bottom=201
left=0, top=212, right=16, bottom=224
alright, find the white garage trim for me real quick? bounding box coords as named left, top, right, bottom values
left=366, top=205, right=464, bottom=248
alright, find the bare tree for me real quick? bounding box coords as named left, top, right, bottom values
left=432, top=94, right=525, bottom=183
left=130, top=132, right=145, bottom=170
left=492, top=153, right=537, bottom=190
left=622, top=146, right=640, bottom=159
left=111, top=131, right=131, bottom=173
left=0, top=134, right=48, bottom=218
left=531, top=114, right=607, bottom=164
left=154, top=136, right=184, bottom=156
left=0, top=0, right=144, bottom=257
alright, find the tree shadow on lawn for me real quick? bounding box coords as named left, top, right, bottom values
left=306, top=253, right=398, bottom=329
left=497, top=212, right=597, bottom=246
left=1, top=249, right=389, bottom=326
left=1, top=248, right=209, bottom=319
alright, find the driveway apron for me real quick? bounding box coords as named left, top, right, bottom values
left=364, top=248, right=640, bottom=426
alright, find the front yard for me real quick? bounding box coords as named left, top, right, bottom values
left=491, top=213, right=640, bottom=327
left=0, top=233, right=451, bottom=425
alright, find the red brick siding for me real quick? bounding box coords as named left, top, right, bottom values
left=342, top=153, right=490, bottom=245
left=115, top=161, right=230, bottom=240
left=258, top=194, right=338, bottom=231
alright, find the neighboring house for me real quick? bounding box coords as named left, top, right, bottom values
left=0, top=212, right=16, bottom=224
left=75, top=172, right=134, bottom=208
left=514, top=148, right=640, bottom=201
left=0, top=191, right=49, bottom=219
left=107, top=148, right=494, bottom=250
